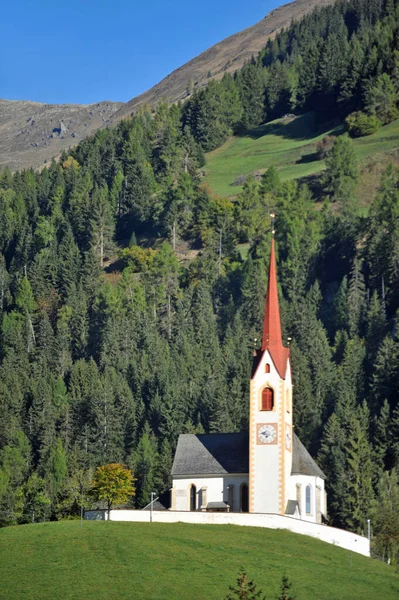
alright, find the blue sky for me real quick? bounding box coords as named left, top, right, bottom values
left=1, top=0, right=281, bottom=105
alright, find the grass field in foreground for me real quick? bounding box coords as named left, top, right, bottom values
left=0, top=521, right=398, bottom=600
left=204, top=113, right=399, bottom=197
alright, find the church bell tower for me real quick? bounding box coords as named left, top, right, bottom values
left=249, top=238, right=292, bottom=514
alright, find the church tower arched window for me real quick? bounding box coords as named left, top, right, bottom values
left=261, top=387, right=274, bottom=411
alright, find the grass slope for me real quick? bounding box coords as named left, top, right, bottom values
left=204, top=112, right=399, bottom=197
left=0, top=521, right=398, bottom=600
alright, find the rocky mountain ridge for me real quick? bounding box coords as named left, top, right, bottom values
left=0, top=99, right=123, bottom=171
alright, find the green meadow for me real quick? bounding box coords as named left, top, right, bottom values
left=204, top=113, right=399, bottom=197
left=0, top=521, right=397, bottom=600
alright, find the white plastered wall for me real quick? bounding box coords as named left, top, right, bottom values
left=172, top=474, right=249, bottom=511
left=288, top=474, right=326, bottom=523
left=109, top=509, right=370, bottom=557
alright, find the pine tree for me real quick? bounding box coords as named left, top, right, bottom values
left=277, top=575, right=296, bottom=600
left=332, top=277, right=349, bottom=333
left=237, top=63, right=265, bottom=130
left=341, top=407, right=374, bottom=533
left=372, top=469, right=399, bottom=564
left=365, top=74, right=399, bottom=124
left=130, top=423, right=159, bottom=508
left=89, top=185, right=115, bottom=267
left=225, top=569, right=266, bottom=600
left=323, top=135, right=359, bottom=206
left=347, top=258, right=366, bottom=338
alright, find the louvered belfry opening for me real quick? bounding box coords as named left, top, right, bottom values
left=261, top=387, right=274, bottom=411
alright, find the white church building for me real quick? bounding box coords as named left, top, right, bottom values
left=170, top=239, right=327, bottom=523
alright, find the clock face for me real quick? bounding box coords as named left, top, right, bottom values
left=258, top=424, right=277, bottom=444
left=285, top=424, right=291, bottom=450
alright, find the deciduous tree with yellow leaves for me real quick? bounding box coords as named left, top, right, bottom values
left=90, top=463, right=136, bottom=519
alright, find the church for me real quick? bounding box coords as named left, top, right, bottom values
left=170, top=238, right=327, bottom=523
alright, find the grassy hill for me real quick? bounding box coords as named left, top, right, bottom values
left=204, top=113, right=399, bottom=198
left=0, top=521, right=397, bottom=600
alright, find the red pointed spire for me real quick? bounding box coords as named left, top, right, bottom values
left=261, top=238, right=289, bottom=378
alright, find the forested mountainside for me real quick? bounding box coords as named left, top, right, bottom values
left=0, top=0, right=334, bottom=172
left=0, top=0, right=399, bottom=564
left=181, top=0, right=399, bottom=151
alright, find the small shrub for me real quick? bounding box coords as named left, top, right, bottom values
left=316, top=135, right=336, bottom=159
left=128, top=231, right=137, bottom=248
left=278, top=575, right=296, bottom=600
left=345, top=111, right=381, bottom=137
left=232, top=175, right=248, bottom=187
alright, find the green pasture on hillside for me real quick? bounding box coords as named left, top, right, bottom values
left=204, top=113, right=399, bottom=197
left=0, top=521, right=397, bottom=600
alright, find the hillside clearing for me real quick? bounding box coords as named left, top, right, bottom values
left=204, top=113, right=399, bottom=197
left=0, top=521, right=397, bottom=600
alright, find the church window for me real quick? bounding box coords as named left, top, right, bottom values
left=190, top=485, right=196, bottom=511
left=240, top=484, right=249, bottom=513
left=306, top=485, right=312, bottom=514
left=265, top=363, right=270, bottom=373
left=261, top=387, right=274, bottom=411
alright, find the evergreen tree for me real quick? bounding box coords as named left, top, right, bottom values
left=323, top=135, right=359, bottom=207
left=225, top=569, right=266, bottom=600
left=89, top=185, right=115, bottom=267
left=237, top=63, right=265, bottom=130
left=130, top=423, right=159, bottom=507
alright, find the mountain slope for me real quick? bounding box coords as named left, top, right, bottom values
left=108, top=0, right=336, bottom=123
left=0, top=99, right=124, bottom=172
left=0, top=521, right=397, bottom=600
left=0, top=0, right=335, bottom=172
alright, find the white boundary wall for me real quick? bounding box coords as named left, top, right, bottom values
left=110, top=509, right=370, bottom=557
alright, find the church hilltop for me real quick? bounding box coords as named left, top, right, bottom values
left=171, top=238, right=327, bottom=522
left=103, top=240, right=369, bottom=557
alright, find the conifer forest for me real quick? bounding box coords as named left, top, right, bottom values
left=1, top=0, right=399, bottom=563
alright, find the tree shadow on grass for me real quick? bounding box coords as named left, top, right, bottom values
left=296, top=151, right=319, bottom=164
left=237, top=112, right=343, bottom=143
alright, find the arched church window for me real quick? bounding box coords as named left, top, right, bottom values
left=190, top=485, right=196, bottom=511
left=261, top=387, right=274, bottom=411
left=265, top=363, right=270, bottom=373
left=240, top=484, right=249, bottom=513
left=306, top=485, right=311, bottom=514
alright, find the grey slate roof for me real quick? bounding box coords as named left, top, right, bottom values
left=291, top=434, right=326, bottom=479
left=172, top=432, right=325, bottom=479
left=171, top=433, right=249, bottom=476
